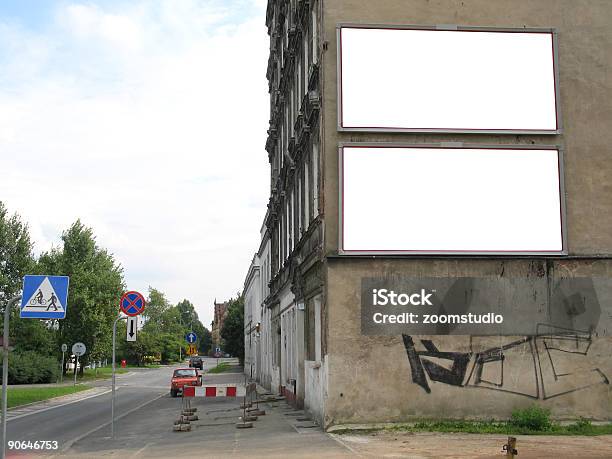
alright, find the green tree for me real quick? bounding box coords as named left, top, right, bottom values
left=193, top=322, right=212, bottom=355
left=176, top=299, right=211, bottom=355
left=38, top=220, right=124, bottom=374
left=0, top=202, right=60, bottom=383
left=176, top=299, right=197, bottom=328
left=221, top=296, right=244, bottom=364
left=0, top=201, right=34, bottom=302
left=142, top=287, right=171, bottom=330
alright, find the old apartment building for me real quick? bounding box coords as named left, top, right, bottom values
left=211, top=300, right=229, bottom=349
left=244, top=0, right=612, bottom=428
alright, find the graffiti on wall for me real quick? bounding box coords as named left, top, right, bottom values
left=402, top=324, right=610, bottom=399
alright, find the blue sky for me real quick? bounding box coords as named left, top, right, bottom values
left=0, top=0, right=270, bottom=327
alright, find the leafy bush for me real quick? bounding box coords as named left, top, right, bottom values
left=510, top=405, right=552, bottom=431
left=2, top=351, right=59, bottom=384
left=567, top=418, right=592, bottom=433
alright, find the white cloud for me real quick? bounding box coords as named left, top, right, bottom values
left=0, top=1, right=270, bottom=327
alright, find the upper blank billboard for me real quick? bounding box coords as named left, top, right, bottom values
left=338, top=25, right=560, bottom=133
left=340, top=145, right=565, bottom=255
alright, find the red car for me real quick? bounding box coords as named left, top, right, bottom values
left=170, top=368, right=202, bottom=397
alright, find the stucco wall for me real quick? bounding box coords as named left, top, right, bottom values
left=325, top=259, right=612, bottom=425
left=305, top=357, right=329, bottom=425
left=318, top=0, right=612, bottom=426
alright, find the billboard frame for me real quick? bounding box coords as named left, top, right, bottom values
left=336, top=23, right=562, bottom=135
left=338, top=142, right=568, bottom=256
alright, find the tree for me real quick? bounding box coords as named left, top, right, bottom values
left=0, top=202, right=54, bottom=354
left=221, top=296, right=244, bottom=364
left=0, top=201, right=34, bottom=302
left=176, top=299, right=211, bottom=355
left=0, top=202, right=58, bottom=383
left=142, top=287, right=171, bottom=330
left=194, top=322, right=212, bottom=355
left=38, top=220, right=124, bottom=374
left=176, top=299, right=197, bottom=329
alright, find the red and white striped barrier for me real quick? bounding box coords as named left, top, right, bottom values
left=183, top=384, right=246, bottom=398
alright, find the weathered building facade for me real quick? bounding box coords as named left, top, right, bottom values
left=211, top=300, right=229, bottom=350
left=246, top=0, right=612, bottom=428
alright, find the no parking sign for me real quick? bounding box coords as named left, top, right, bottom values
left=120, top=291, right=146, bottom=316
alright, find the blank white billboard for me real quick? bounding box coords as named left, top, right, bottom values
left=338, top=26, right=559, bottom=133
left=341, top=146, right=565, bottom=254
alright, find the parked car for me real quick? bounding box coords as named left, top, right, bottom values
left=170, top=368, right=201, bottom=397
left=189, top=356, right=203, bottom=370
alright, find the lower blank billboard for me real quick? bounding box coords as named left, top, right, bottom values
left=340, top=145, right=565, bottom=254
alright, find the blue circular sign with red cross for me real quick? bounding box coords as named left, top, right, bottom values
left=120, top=291, right=146, bottom=316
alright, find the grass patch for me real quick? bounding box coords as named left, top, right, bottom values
left=68, top=366, right=128, bottom=382
left=333, top=405, right=612, bottom=437
left=207, top=362, right=231, bottom=374
left=8, top=385, right=91, bottom=408
left=333, top=419, right=612, bottom=437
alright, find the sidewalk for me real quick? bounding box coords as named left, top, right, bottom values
left=332, top=430, right=612, bottom=458
left=64, top=368, right=353, bottom=458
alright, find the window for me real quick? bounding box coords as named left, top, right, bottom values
left=303, top=34, right=309, bottom=94
left=297, top=172, right=302, bottom=235
left=311, top=1, right=318, bottom=64
left=341, top=145, right=565, bottom=254
left=304, top=160, right=310, bottom=229
left=290, top=189, right=295, bottom=251
left=312, top=140, right=319, bottom=216
left=286, top=200, right=290, bottom=258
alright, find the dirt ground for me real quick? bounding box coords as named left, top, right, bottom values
left=331, top=431, right=612, bottom=458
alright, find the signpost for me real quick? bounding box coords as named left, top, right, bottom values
left=3, top=275, right=69, bottom=459
left=187, top=344, right=197, bottom=356
left=72, top=342, right=86, bottom=386
left=60, top=344, right=67, bottom=383
left=126, top=316, right=137, bottom=342
left=112, top=291, right=146, bottom=438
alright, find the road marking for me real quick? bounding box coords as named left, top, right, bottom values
left=53, top=391, right=166, bottom=457
left=7, top=388, right=115, bottom=422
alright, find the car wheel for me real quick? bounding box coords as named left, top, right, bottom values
left=170, top=389, right=178, bottom=397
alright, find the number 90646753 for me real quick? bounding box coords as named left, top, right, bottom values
left=8, top=440, right=58, bottom=450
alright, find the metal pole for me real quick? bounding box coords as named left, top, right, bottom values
left=60, top=351, right=65, bottom=384
left=73, top=355, right=79, bottom=386
left=2, top=295, right=22, bottom=459
left=112, top=316, right=125, bottom=439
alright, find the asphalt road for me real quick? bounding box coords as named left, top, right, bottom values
left=5, top=361, right=200, bottom=457
left=5, top=358, right=349, bottom=458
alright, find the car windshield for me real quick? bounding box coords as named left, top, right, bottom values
left=174, top=369, right=197, bottom=377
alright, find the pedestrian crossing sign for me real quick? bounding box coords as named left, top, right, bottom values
left=20, top=275, right=70, bottom=319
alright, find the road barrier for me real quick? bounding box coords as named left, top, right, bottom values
left=173, top=389, right=198, bottom=432
left=237, top=381, right=258, bottom=429
left=172, top=382, right=259, bottom=432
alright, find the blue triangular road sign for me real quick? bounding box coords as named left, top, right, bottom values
left=20, top=275, right=69, bottom=319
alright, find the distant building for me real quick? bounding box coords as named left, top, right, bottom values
left=244, top=217, right=272, bottom=382
left=211, top=300, right=229, bottom=350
